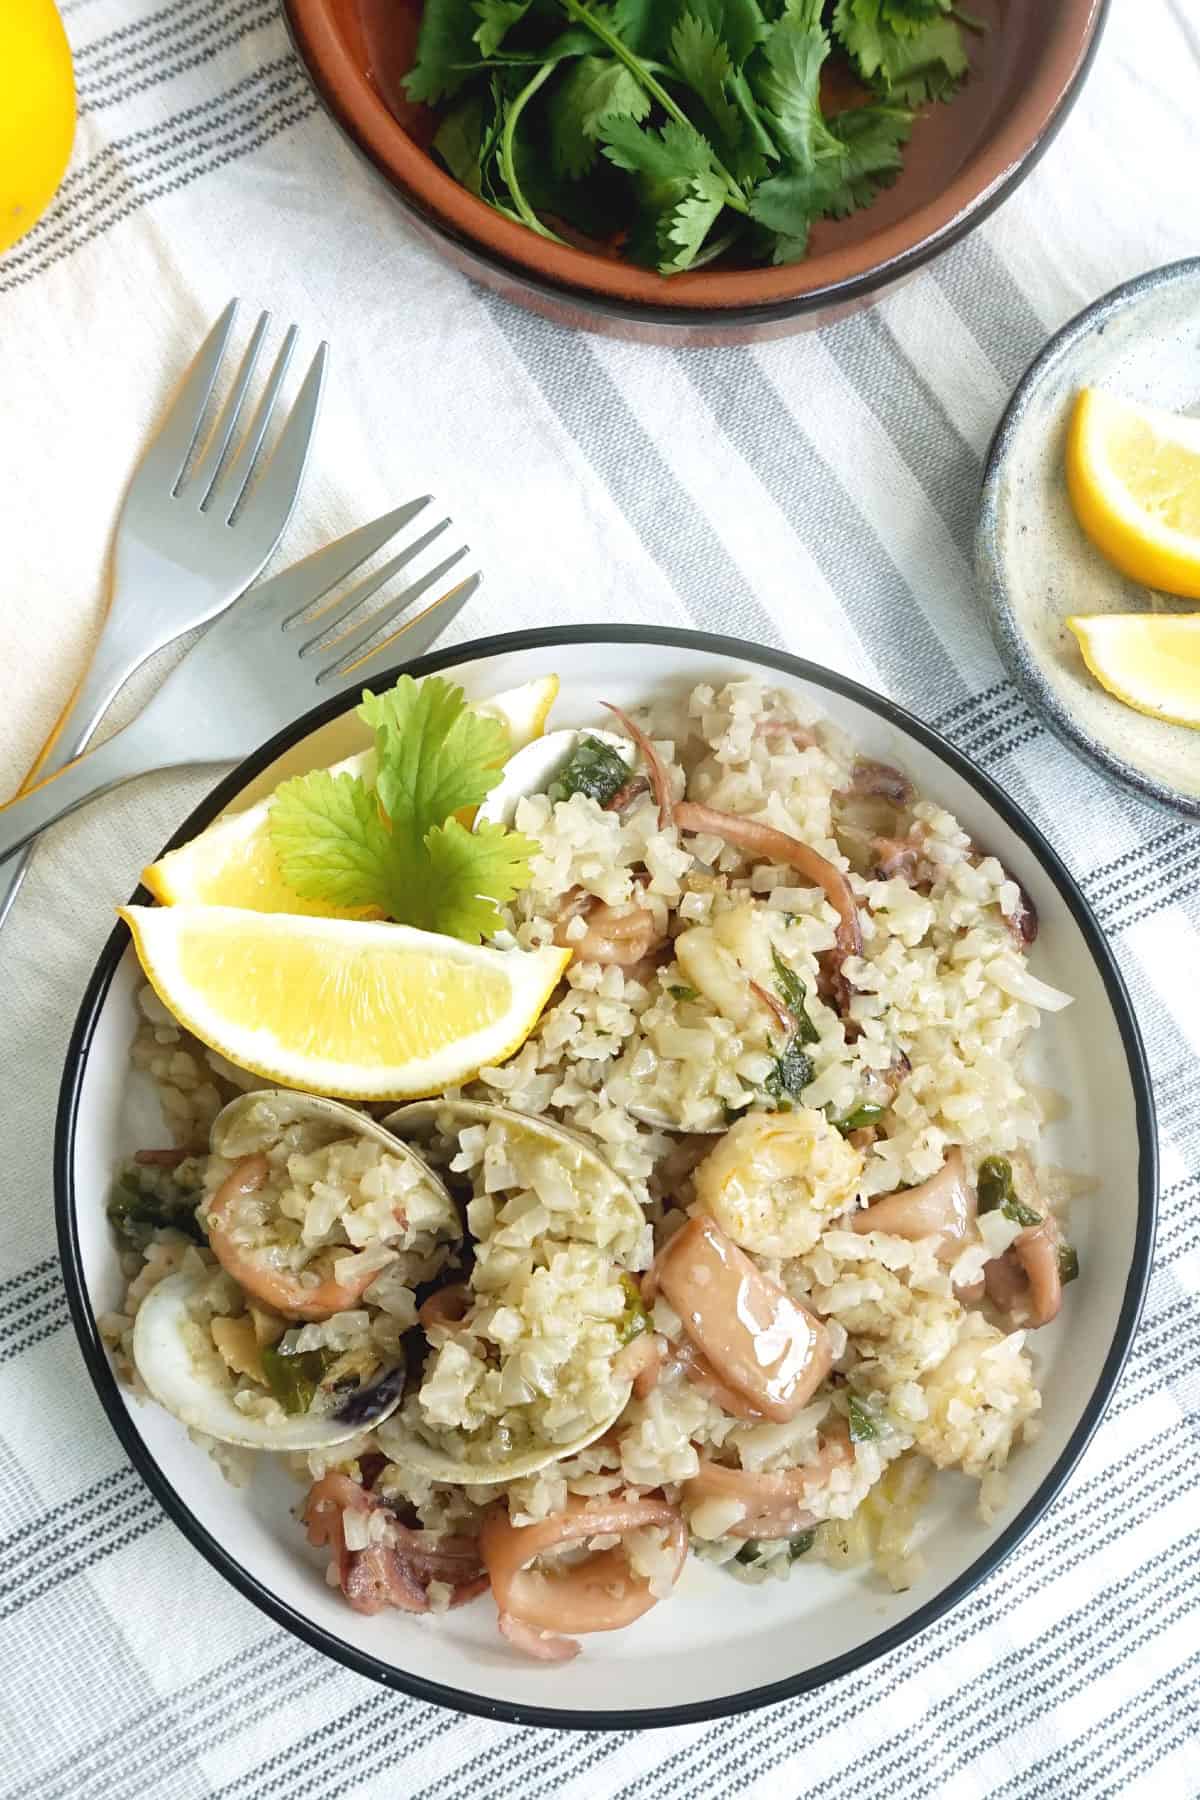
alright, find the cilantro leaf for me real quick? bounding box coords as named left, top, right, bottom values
left=403, top=0, right=483, bottom=104
left=410, top=817, right=538, bottom=940
left=268, top=676, right=534, bottom=945
left=434, top=94, right=491, bottom=194
left=548, top=54, right=650, bottom=179
left=269, top=771, right=393, bottom=913
left=833, top=0, right=968, bottom=104
left=822, top=102, right=912, bottom=213
left=669, top=13, right=741, bottom=151
left=598, top=113, right=715, bottom=184
left=358, top=676, right=508, bottom=858
left=684, top=0, right=768, bottom=68
left=751, top=10, right=839, bottom=166
left=659, top=167, right=729, bottom=272
left=473, top=0, right=531, bottom=58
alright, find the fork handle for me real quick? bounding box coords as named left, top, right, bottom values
left=0, top=709, right=198, bottom=864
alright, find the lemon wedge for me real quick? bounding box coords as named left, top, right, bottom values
left=118, top=905, right=570, bottom=1099
left=1066, top=615, right=1200, bottom=731
left=1067, top=389, right=1200, bottom=597
left=474, top=675, right=560, bottom=750
left=143, top=678, right=560, bottom=912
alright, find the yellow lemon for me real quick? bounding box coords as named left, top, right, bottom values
left=143, top=677, right=560, bottom=911
left=118, top=904, right=570, bottom=1100
left=0, top=0, right=76, bottom=255
left=1067, top=389, right=1200, bottom=599
left=1066, top=614, right=1200, bottom=732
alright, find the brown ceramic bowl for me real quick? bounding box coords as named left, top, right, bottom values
left=282, top=0, right=1108, bottom=344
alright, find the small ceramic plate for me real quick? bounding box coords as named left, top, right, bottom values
left=977, top=257, right=1200, bottom=818
left=55, top=628, right=1156, bottom=1729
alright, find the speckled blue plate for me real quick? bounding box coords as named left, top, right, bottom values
left=977, top=258, right=1200, bottom=819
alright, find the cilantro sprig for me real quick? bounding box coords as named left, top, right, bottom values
left=404, top=0, right=978, bottom=275
left=268, top=676, right=537, bottom=943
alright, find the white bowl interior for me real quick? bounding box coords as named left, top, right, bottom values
left=66, top=636, right=1147, bottom=1721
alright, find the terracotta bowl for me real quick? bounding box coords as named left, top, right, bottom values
left=282, top=0, right=1108, bottom=344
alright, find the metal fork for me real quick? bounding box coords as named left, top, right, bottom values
left=0, top=299, right=324, bottom=925
left=0, top=502, right=479, bottom=862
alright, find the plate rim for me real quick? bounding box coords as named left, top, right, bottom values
left=976, top=253, right=1200, bottom=821
left=54, top=624, right=1158, bottom=1731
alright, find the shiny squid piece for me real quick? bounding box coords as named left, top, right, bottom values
left=654, top=1214, right=832, bottom=1421
left=852, top=1148, right=976, bottom=1260
left=684, top=1423, right=853, bottom=1540
left=480, top=1494, right=687, bottom=1661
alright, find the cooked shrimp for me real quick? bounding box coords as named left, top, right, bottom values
left=553, top=891, right=666, bottom=966
left=204, top=1155, right=382, bottom=1324
left=480, top=1494, right=686, bottom=1660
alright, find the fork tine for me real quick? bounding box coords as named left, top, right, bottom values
left=323, top=573, right=481, bottom=688
left=135, top=298, right=239, bottom=495
left=294, top=518, right=452, bottom=653
left=214, top=325, right=300, bottom=522
left=315, top=548, right=471, bottom=685
left=247, top=498, right=434, bottom=628
left=190, top=308, right=270, bottom=507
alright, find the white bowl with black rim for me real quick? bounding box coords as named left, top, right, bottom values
left=55, top=627, right=1156, bottom=1729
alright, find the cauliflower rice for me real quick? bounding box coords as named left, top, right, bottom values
left=102, top=675, right=1080, bottom=1655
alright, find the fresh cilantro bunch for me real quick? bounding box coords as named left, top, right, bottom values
left=268, top=676, right=537, bottom=943
left=404, top=0, right=979, bottom=275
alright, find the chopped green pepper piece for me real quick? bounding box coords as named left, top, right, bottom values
left=976, top=1155, right=1013, bottom=1214
left=976, top=1156, right=1043, bottom=1225
left=617, top=1272, right=648, bottom=1345
left=1057, top=1243, right=1080, bottom=1284
left=770, top=950, right=820, bottom=1046
left=547, top=736, right=630, bottom=807
left=260, top=1343, right=339, bottom=1416
left=828, top=1102, right=886, bottom=1136
left=668, top=984, right=700, bottom=1002
left=107, top=1170, right=204, bottom=1248
left=847, top=1395, right=880, bottom=1443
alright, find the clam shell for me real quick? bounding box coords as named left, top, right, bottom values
left=380, top=1097, right=646, bottom=1484
left=475, top=728, right=633, bottom=829
left=132, top=1270, right=407, bottom=1450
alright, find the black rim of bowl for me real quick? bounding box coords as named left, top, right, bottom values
left=55, top=625, right=1157, bottom=1731
left=279, top=0, right=1111, bottom=333
left=977, top=254, right=1200, bottom=821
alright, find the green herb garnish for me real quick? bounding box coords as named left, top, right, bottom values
left=788, top=1529, right=816, bottom=1559
left=107, top=1169, right=204, bottom=1248
left=847, top=1394, right=880, bottom=1442
left=828, top=1102, right=885, bottom=1136
left=403, top=0, right=978, bottom=276
left=770, top=948, right=819, bottom=1044
left=764, top=1041, right=815, bottom=1104
left=268, top=675, right=536, bottom=943
left=669, top=983, right=701, bottom=1002
left=977, top=1155, right=1042, bottom=1228
left=260, top=1343, right=340, bottom=1416
left=547, top=733, right=631, bottom=806
left=617, top=1272, right=649, bottom=1344
left=1057, top=1243, right=1080, bottom=1285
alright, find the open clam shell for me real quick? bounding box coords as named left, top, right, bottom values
left=475, top=727, right=633, bottom=829
left=132, top=1091, right=460, bottom=1450
left=132, top=1271, right=407, bottom=1451
left=378, top=1097, right=647, bottom=1484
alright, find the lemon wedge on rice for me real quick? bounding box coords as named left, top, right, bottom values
left=1066, top=614, right=1200, bottom=731
left=143, top=677, right=560, bottom=912
left=118, top=905, right=570, bottom=1100
left=1067, top=389, right=1200, bottom=597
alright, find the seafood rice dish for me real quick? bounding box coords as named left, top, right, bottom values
left=101, top=674, right=1081, bottom=1664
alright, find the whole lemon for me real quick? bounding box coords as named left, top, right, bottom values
left=0, top=0, right=76, bottom=255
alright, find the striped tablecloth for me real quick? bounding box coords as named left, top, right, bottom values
left=3, top=2, right=1198, bottom=1795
